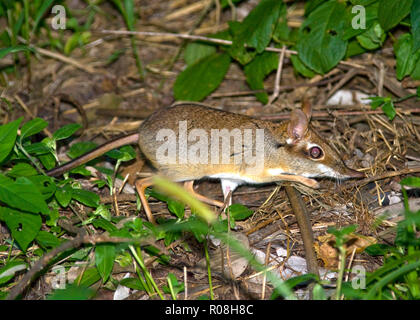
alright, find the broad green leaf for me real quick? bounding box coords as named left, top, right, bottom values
left=312, top=283, right=327, bottom=300
left=229, top=0, right=284, bottom=65
left=411, top=58, right=420, bottom=80
left=394, top=33, right=420, bottom=80
left=290, top=54, right=316, bottom=77
left=20, top=118, right=48, bottom=141
left=92, top=218, right=118, bottom=233
left=47, top=284, right=94, bottom=300
left=305, top=0, right=329, bottom=15
left=365, top=243, right=394, bottom=256
left=228, top=203, right=253, bottom=221
left=356, top=22, right=385, bottom=50
left=0, top=260, right=27, bottom=285
left=105, top=145, right=136, bottom=162
left=401, top=176, right=420, bottom=188
left=297, top=1, right=348, bottom=74
left=95, top=244, right=116, bottom=282
left=93, top=204, right=111, bottom=221
left=381, top=100, right=396, bottom=120
left=39, top=152, right=56, bottom=170
left=24, top=142, right=51, bottom=155
left=74, top=267, right=101, bottom=287
left=244, top=51, right=279, bottom=103
left=412, top=0, right=420, bottom=51
left=272, top=4, right=289, bottom=43
left=7, top=163, right=38, bottom=177
left=378, top=0, right=413, bottom=31
left=0, top=117, right=22, bottom=163
left=55, top=185, right=73, bottom=207
left=72, top=188, right=100, bottom=207
left=26, top=175, right=56, bottom=200
left=53, top=123, right=82, bottom=141
left=174, top=52, right=231, bottom=101
left=0, top=175, right=49, bottom=214
left=184, top=42, right=217, bottom=66
left=36, top=231, right=61, bottom=249
left=119, top=277, right=145, bottom=290
left=0, top=207, right=42, bottom=251
left=167, top=199, right=185, bottom=219
left=67, top=141, right=97, bottom=159
left=345, top=39, right=367, bottom=58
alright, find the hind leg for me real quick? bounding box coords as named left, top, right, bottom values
left=135, top=177, right=156, bottom=224
left=183, top=180, right=224, bottom=207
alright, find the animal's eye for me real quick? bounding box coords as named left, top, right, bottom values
left=309, top=146, right=323, bottom=159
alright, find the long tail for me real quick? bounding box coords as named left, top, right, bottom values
left=47, top=133, right=140, bottom=177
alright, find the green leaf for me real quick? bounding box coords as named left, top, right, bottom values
left=95, top=244, right=116, bottom=282
left=53, top=123, right=82, bottom=141
left=0, top=117, right=22, bottom=164
left=297, top=1, right=348, bottom=74
left=167, top=199, right=185, bottom=219
left=20, top=118, right=48, bottom=141
left=412, top=0, right=420, bottom=52
left=0, top=260, right=27, bottom=285
left=26, top=175, right=56, bottom=200
left=367, top=96, right=386, bottom=109
left=244, top=51, right=279, bottom=103
left=345, top=39, right=366, bottom=58
left=228, top=204, right=253, bottom=221
left=356, top=22, right=385, bottom=50
left=123, top=0, right=135, bottom=30
left=290, top=54, right=316, bottom=77
left=0, top=207, right=42, bottom=251
left=7, top=163, right=38, bottom=177
left=72, top=188, right=100, bottom=207
left=401, top=176, right=420, bottom=188
left=394, top=33, right=420, bottom=80
left=120, top=277, right=145, bottom=291
left=184, top=42, right=216, bottom=66
left=36, top=231, right=61, bottom=249
left=67, top=141, right=97, bottom=159
left=0, top=175, right=49, bottom=214
left=0, top=46, right=32, bottom=59
left=381, top=100, right=396, bottom=120
left=378, top=0, right=413, bottom=31
left=75, top=267, right=101, bottom=287
left=229, top=0, right=284, bottom=65
left=24, top=142, right=51, bottom=155
left=55, top=185, right=73, bottom=207
left=272, top=4, right=289, bottom=43
left=174, top=52, right=231, bottom=101
left=305, top=0, right=329, bottom=15
left=32, top=0, right=55, bottom=33
left=105, top=145, right=136, bottom=162
left=92, top=217, right=118, bottom=233
left=312, top=283, right=327, bottom=300
left=47, top=284, right=94, bottom=300
left=39, top=153, right=56, bottom=170
left=93, top=204, right=111, bottom=221
left=365, top=243, right=394, bottom=256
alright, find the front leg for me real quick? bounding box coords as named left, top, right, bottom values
left=269, top=174, right=319, bottom=189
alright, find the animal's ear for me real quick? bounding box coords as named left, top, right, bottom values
left=287, top=109, right=309, bottom=143
left=302, top=97, right=312, bottom=121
